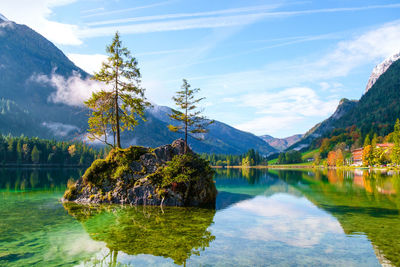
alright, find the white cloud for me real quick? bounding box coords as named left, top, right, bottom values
left=42, top=121, right=80, bottom=136
left=68, top=53, right=107, bottom=74
left=30, top=71, right=107, bottom=106
left=221, top=195, right=343, bottom=248
left=235, top=115, right=304, bottom=137
left=227, top=87, right=338, bottom=136
left=0, top=0, right=81, bottom=45
left=186, top=20, right=400, bottom=135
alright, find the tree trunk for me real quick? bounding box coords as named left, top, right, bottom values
left=115, top=64, right=121, bottom=148
left=184, top=86, right=188, bottom=154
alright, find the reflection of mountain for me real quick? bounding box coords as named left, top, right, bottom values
left=64, top=204, right=216, bottom=266
left=283, top=170, right=400, bottom=266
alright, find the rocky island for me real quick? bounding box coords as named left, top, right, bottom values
left=62, top=139, right=217, bottom=207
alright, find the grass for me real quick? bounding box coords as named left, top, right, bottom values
left=301, top=149, right=319, bottom=160
left=268, top=148, right=319, bottom=165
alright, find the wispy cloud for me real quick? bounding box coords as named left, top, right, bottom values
left=80, top=3, right=400, bottom=39
left=86, top=4, right=281, bottom=26
left=82, top=1, right=176, bottom=18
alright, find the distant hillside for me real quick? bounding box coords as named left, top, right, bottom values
left=259, top=134, right=302, bottom=151
left=289, top=52, right=400, bottom=151
left=289, top=98, right=358, bottom=150
left=0, top=15, right=88, bottom=138
left=144, top=106, right=277, bottom=155
left=0, top=15, right=276, bottom=155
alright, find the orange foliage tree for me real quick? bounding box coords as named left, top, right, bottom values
left=327, top=151, right=337, bottom=166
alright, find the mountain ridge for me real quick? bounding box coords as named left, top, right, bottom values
left=289, top=52, right=400, bottom=151
left=0, top=16, right=276, bottom=155
left=259, top=134, right=303, bottom=151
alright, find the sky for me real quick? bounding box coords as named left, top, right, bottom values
left=1, top=0, right=400, bottom=138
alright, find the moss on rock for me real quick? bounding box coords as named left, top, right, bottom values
left=62, top=139, right=217, bottom=207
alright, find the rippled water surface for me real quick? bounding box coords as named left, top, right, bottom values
left=1, top=168, right=400, bottom=266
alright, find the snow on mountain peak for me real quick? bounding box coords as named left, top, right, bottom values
left=0, top=13, right=9, bottom=22
left=365, top=52, right=400, bottom=93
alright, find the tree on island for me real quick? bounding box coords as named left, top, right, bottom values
left=85, top=32, right=151, bottom=148
left=168, top=79, right=213, bottom=153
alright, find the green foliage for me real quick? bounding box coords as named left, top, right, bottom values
left=31, top=145, right=40, bottom=164
left=64, top=204, right=216, bottom=266
left=391, top=119, right=400, bottom=165
left=0, top=134, right=102, bottom=166
left=85, top=32, right=151, bottom=148
left=63, top=179, right=78, bottom=201
left=200, top=149, right=267, bottom=166
left=333, top=58, right=400, bottom=137
left=82, top=146, right=149, bottom=186
left=148, top=153, right=214, bottom=188
left=276, top=150, right=302, bottom=164
left=168, top=79, right=213, bottom=153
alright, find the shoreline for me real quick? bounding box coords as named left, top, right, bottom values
left=212, top=165, right=400, bottom=171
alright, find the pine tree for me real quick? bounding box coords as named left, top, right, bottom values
left=85, top=32, right=151, bottom=148
left=168, top=79, right=213, bottom=153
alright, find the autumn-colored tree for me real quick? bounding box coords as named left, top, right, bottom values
left=364, top=134, right=371, bottom=147
left=168, top=79, right=213, bottom=153
left=68, top=144, right=77, bottom=158
left=327, top=151, right=336, bottom=166
left=336, top=149, right=344, bottom=166
left=362, top=145, right=373, bottom=166
left=241, top=156, right=250, bottom=167
left=85, top=32, right=151, bottom=148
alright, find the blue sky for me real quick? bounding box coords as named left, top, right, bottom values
left=1, top=0, right=400, bottom=137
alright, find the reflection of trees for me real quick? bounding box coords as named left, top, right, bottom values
left=0, top=169, right=84, bottom=192
left=64, top=204, right=216, bottom=266
left=288, top=170, right=400, bottom=266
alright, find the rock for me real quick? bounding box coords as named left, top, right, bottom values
left=62, top=139, right=217, bottom=208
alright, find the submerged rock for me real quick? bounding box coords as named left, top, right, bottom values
left=62, top=139, right=217, bottom=207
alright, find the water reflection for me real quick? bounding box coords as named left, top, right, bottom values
left=0, top=168, right=84, bottom=192
left=63, top=204, right=216, bottom=266
left=245, top=168, right=400, bottom=266
left=1, top=167, right=400, bottom=266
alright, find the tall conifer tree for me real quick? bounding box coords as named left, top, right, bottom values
left=85, top=32, right=151, bottom=148
left=168, top=79, right=213, bottom=153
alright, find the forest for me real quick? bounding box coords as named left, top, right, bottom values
left=0, top=134, right=105, bottom=166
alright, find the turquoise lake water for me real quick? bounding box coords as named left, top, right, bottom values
left=1, top=168, right=400, bottom=266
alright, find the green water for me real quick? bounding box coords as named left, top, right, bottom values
left=1, top=168, right=400, bottom=266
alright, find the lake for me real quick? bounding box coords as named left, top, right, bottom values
left=1, top=168, right=400, bottom=266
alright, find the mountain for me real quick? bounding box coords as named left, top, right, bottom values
left=365, top=52, right=400, bottom=93
left=289, top=98, right=358, bottom=150
left=0, top=14, right=88, bottom=138
left=0, top=15, right=276, bottom=155
left=290, top=52, right=400, bottom=151
left=259, top=134, right=302, bottom=151
left=0, top=13, right=8, bottom=22
left=146, top=106, right=277, bottom=155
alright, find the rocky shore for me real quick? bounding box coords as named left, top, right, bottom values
left=62, top=139, right=217, bottom=207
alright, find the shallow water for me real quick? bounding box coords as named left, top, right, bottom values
left=1, top=168, right=400, bottom=266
